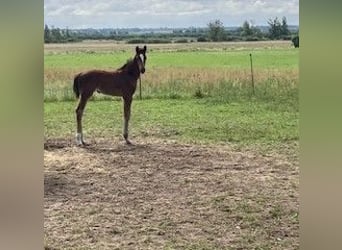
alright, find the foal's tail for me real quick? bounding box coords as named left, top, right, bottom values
left=73, top=73, right=81, bottom=99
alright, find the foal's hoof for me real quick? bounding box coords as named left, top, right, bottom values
left=125, top=139, right=132, bottom=145
left=76, top=141, right=89, bottom=147
left=76, top=133, right=88, bottom=147
left=123, top=134, right=132, bottom=145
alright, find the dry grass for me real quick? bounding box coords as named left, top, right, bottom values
left=44, top=40, right=293, bottom=54
left=44, top=40, right=298, bottom=101
left=44, top=67, right=298, bottom=101
left=45, top=67, right=298, bottom=87
left=44, top=138, right=299, bottom=249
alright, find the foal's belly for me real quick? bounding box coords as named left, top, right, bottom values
left=97, top=87, right=122, bottom=96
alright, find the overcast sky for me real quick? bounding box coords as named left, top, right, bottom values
left=44, top=0, right=299, bottom=29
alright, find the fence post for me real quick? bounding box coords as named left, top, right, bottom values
left=249, top=53, right=255, bottom=95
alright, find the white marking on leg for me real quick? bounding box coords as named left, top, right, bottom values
left=76, top=133, right=83, bottom=145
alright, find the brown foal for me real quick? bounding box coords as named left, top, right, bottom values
left=73, top=46, right=147, bottom=145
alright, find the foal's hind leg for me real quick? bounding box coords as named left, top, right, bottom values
left=75, top=95, right=90, bottom=146
left=123, top=95, right=133, bottom=145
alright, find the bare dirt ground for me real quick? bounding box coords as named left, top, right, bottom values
left=44, top=138, right=299, bottom=249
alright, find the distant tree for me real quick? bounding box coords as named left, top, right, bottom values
left=44, top=24, right=51, bottom=43
left=207, top=19, right=225, bottom=41
left=50, top=27, right=63, bottom=42
left=241, top=20, right=253, bottom=37
left=281, top=16, right=290, bottom=36
left=267, top=17, right=282, bottom=39
left=237, top=20, right=263, bottom=40
left=268, top=16, right=292, bottom=40
left=197, top=36, right=208, bottom=42
left=65, top=27, right=71, bottom=39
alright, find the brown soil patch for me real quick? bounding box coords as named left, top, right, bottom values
left=44, top=138, right=299, bottom=249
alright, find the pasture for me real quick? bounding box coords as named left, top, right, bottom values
left=44, top=41, right=299, bottom=249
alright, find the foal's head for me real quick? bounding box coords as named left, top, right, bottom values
left=135, top=45, right=147, bottom=74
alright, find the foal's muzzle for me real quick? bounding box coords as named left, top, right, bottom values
left=141, top=68, right=145, bottom=74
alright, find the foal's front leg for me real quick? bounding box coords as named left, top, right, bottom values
left=75, top=96, right=89, bottom=146
left=123, top=96, right=132, bottom=145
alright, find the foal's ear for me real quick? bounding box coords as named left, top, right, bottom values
left=135, top=46, right=139, bottom=53
left=143, top=45, right=147, bottom=52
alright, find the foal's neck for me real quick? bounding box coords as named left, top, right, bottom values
left=126, top=60, right=141, bottom=79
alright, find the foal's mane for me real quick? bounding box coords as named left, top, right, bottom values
left=118, top=58, right=134, bottom=71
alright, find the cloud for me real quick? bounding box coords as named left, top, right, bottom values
left=44, top=0, right=299, bottom=28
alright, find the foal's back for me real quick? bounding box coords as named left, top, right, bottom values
left=79, top=69, right=134, bottom=97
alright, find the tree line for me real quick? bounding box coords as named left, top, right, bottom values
left=44, top=16, right=299, bottom=46
left=44, top=24, right=80, bottom=43
left=207, top=17, right=297, bottom=42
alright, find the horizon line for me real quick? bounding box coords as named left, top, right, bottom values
left=45, top=24, right=300, bottom=30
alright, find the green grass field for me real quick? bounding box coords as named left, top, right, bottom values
left=44, top=41, right=299, bottom=154
left=44, top=42, right=298, bottom=102
left=45, top=49, right=298, bottom=69
left=44, top=41, right=298, bottom=151
left=44, top=97, right=298, bottom=157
